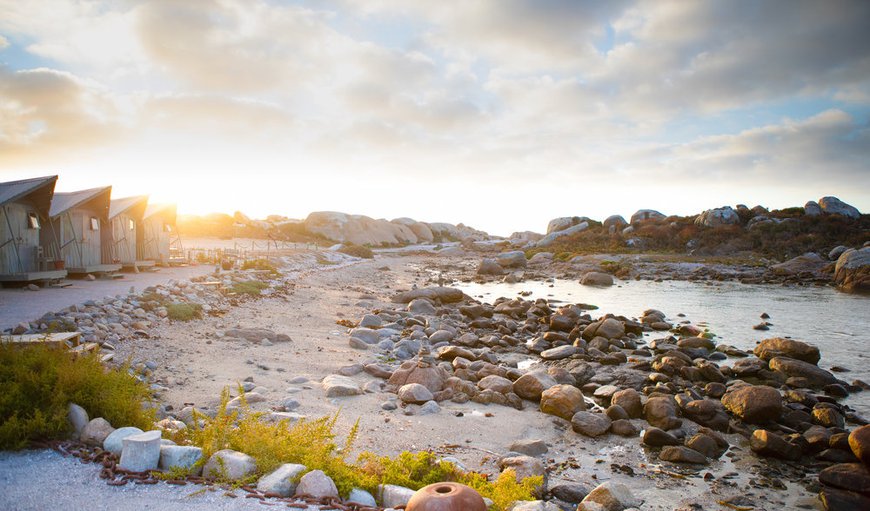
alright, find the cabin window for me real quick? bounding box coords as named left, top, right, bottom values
left=164, top=223, right=172, bottom=233
left=27, top=213, right=40, bottom=229
left=90, top=217, right=100, bottom=231
left=128, top=219, right=135, bottom=231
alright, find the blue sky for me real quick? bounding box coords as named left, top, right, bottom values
left=0, top=0, right=868, bottom=235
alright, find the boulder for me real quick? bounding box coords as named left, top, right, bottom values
left=580, top=272, right=614, bottom=287
left=322, top=375, right=362, bottom=397
left=849, top=425, right=870, bottom=466
left=347, top=488, right=378, bottom=507
left=508, top=439, right=548, bottom=457
left=540, top=345, right=577, bottom=360
left=547, top=217, right=586, bottom=234
left=630, top=209, right=666, bottom=224
left=387, top=361, right=449, bottom=393
left=660, top=445, right=708, bottom=464
left=834, top=247, right=870, bottom=294
left=769, top=357, right=837, bottom=387
left=770, top=252, right=827, bottom=276
left=535, top=222, right=589, bottom=247
left=68, top=403, right=89, bottom=438
left=80, top=418, right=115, bottom=446
left=119, top=430, right=162, bottom=472
left=392, top=217, right=434, bottom=242
left=295, top=470, right=339, bottom=499
left=643, top=396, right=682, bottom=430
left=540, top=385, right=587, bottom=420
left=819, top=463, right=870, bottom=494
left=408, top=298, right=436, bottom=315
left=582, top=318, right=625, bottom=340
left=512, top=371, right=558, bottom=401
left=398, top=383, right=434, bottom=404
left=499, top=455, right=546, bottom=481
left=642, top=427, right=680, bottom=447
left=203, top=449, right=257, bottom=481
left=380, top=484, right=416, bottom=508
left=257, top=463, right=307, bottom=497
left=159, top=446, right=203, bottom=474
left=603, top=215, right=627, bottom=230
left=754, top=338, right=821, bottom=364
left=818, top=196, right=861, bottom=219
left=804, top=201, right=822, bottom=216
left=304, top=211, right=418, bottom=245
left=477, top=375, right=514, bottom=394
left=392, top=287, right=465, bottom=304
left=496, top=251, right=527, bottom=268
left=694, top=206, right=740, bottom=227
left=477, top=258, right=505, bottom=275
left=510, top=501, right=561, bottom=511
left=721, top=385, right=782, bottom=423
left=570, top=411, right=611, bottom=437
left=577, top=481, right=640, bottom=511
left=610, top=389, right=642, bottom=419
left=819, top=487, right=870, bottom=511
left=103, top=427, right=144, bottom=456
left=749, top=430, right=801, bottom=460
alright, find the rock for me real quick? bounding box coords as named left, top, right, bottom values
left=392, top=287, right=465, bottom=304
left=578, top=481, right=640, bottom=511
left=769, top=357, right=837, bottom=387
left=295, top=469, right=339, bottom=499
left=849, top=425, right=870, bottom=466
left=830, top=245, right=849, bottom=260
left=322, top=374, right=362, bottom=397
left=535, top=222, right=589, bottom=247
left=750, top=430, right=801, bottom=460
left=610, top=419, right=639, bottom=437
left=603, top=215, right=628, bottom=231
left=429, top=330, right=455, bottom=343
left=540, top=345, right=577, bottom=360
left=819, top=463, right=870, bottom=493
left=508, top=439, right=548, bottom=457
left=349, top=327, right=380, bottom=345
left=304, top=211, right=421, bottom=245
left=119, top=430, right=162, bottom=472
left=630, top=209, right=665, bottom=224
left=68, top=403, right=89, bottom=438
left=721, top=384, right=783, bottom=423
left=754, top=338, right=821, bottom=364
left=499, top=455, right=546, bottom=481
left=819, top=487, right=870, bottom=511
left=547, top=217, right=585, bottom=234
left=643, top=427, right=680, bottom=447
left=347, top=488, right=377, bottom=507
left=695, top=206, right=740, bottom=227
left=202, top=449, right=257, bottom=480
left=497, top=251, right=527, bottom=268
left=660, top=446, right=708, bottom=464
left=571, top=412, right=612, bottom=437
left=477, top=258, right=505, bottom=275
left=540, top=385, right=587, bottom=420
left=358, top=314, right=383, bottom=328
left=581, top=272, right=614, bottom=287
left=771, top=252, right=827, bottom=276
left=512, top=370, right=558, bottom=401
left=529, top=252, right=553, bottom=264
left=834, top=247, right=870, bottom=294
left=379, top=484, right=416, bottom=508
left=256, top=463, right=306, bottom=497
left=686, top=434, right=723, bottom=459
left=159, top=446, right=203, bottom=474
left=805, top=201, right=822, bottom=216
left=80, top=418, right=115, bottom=446
left=644, top=396, right=681, bottom=430
left=583, top=318, right=625, bottom=340
left=510, top=501, right=561, bottom=511
left=814, top=407, right=845, bottom=429
left=477, top=375, right=514, bottom=394
left=398, top=383, right=435, bottom=404
left=818, top=196, right=861, bottom=219
left=611, top=389, right=643, bottom=419
left=408, top=298, right=437, bottom=315
left=418, top=400, right=441, bottom=415
left=387, top=361, right=449, bottom=393
left=393, top=217, right=434, bottom=242
left=103, top=427, right=144, bottom=456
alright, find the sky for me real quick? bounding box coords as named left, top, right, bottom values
left=0, top=0, right=868, bottom=236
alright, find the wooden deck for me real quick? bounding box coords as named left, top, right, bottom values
left=1, top=331, right=82, bottom=347
left=67, top=263, right=122, bottom=275
left=0, top=270, right=68, bottom=282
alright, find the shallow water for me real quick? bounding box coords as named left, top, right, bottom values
left=455, top=278, right=870, bottom=417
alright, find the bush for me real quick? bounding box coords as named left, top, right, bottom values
left=166, top=302, right=203, bottom=321
left=230, top=281, right=269, bottom=296
left=241, top=259, right=280, bottom=276
left=338, top=244, right=374, bottom=259
left=0, top=344, right=154, bottom=450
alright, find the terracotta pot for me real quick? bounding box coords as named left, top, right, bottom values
left=53, top=260, right=65, bottom=270
left=406, top=482, right=487, bottom=511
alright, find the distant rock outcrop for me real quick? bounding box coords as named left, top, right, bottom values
left=630, top=209, right=666, bottom=224
left=535, top=222, right=589, bottom=247
left=392, top=218, right=434, bottom=242
left=818, top=196, right=861, bottom=219
left=303, top=212, right=487, bottom=246
left=546, top=217, right=591, bottom=234
left=695, top=206, right=740, bottom=227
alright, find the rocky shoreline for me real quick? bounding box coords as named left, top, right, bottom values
left=2, top=251, right=870, bottom=510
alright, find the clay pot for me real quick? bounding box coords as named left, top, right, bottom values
left=406, top=482, right=487, bottom=511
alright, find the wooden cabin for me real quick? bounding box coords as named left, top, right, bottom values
left=139, top=203, right=181, bottom=265
left=47, top=186, right=121, bottom=275
left=108, top=195, right=153, bottom=270
left=0, top=175, right=67, bottom=283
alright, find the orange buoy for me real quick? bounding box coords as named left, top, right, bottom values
left=406, top=482, right=487, bottom=511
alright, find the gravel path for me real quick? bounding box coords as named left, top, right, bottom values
left=0, top=265, right=215, bottom=330
left=0, top=449, right=327, bottom=511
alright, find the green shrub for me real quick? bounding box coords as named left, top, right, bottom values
left=230, top=281, right=269, bottom=296
left=0, top=344, right=154, bottom=450
left=241, top=258, right=280, bottom=276
left=338, top=244, right=374, bottom=259
left=166, top=302, right=203, bottom=321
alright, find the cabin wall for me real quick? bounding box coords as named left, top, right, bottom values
left=140, top=215, right=171, bottom=263
left=56, top=209, right=105, bottom=268
left=0, top=202, right=43, bottom=273
left=111, top=213, right=138, bottom=264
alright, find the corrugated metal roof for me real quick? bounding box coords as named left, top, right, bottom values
left=49, top=186, right=112, bottom=218
left=0, top=175, right=58, bottom=208
left=109, top=195, right=148, bottom=220
left=143, top=203, right=176, bottom=224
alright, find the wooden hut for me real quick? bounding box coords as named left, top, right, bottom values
left=108, top=195, right=153, bottom=270
left=0, top=175, right=67, bottom=282
left=139, top=203, right=181, bottom=265
left=46, top=186, right=121, bottom=275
